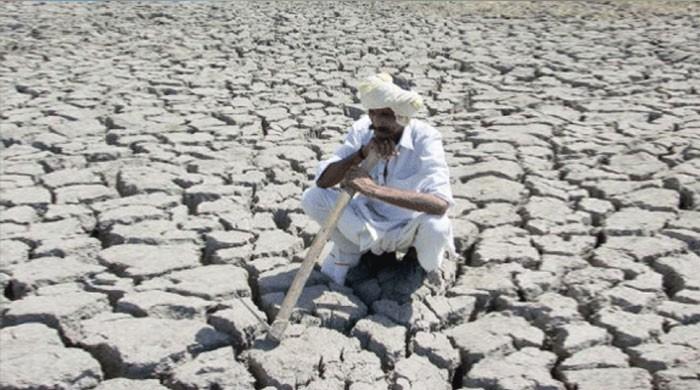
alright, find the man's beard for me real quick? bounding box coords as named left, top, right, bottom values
left=370, top=124, right=392, bottom=136
left=375, top=127, right=390, bottom=134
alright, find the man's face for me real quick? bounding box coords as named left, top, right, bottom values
left=368, top=108, right=403, bottom=140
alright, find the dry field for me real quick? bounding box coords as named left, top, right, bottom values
left=1, top=1, right=699, bottom=389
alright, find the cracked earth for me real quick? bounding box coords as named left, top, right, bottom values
left=1, top=1, right=699, bottom=389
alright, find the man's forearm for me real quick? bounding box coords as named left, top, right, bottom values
left=361, top=184, right=448, bottom=215
left=316, top=150, right=364, bottom=188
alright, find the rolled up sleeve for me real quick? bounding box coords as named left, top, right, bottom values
left=417, top=134, right=454, bottom=208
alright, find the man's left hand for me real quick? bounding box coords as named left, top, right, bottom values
left=343, top=166, right=376, bottom=194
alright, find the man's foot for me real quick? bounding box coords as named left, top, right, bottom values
left=320, top=254, right=350, bottom=286
left=401, top=247, right=449, bottom=294
left=425, top=269, right=445, bottom=294
left=321, top=264, right=349, bottom=286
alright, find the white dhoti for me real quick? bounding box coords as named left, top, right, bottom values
left=301, top=186, right=455, bottom=285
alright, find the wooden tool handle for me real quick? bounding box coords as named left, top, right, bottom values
left=267, top=149, right=381, bottom=343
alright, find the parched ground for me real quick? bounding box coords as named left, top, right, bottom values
left=1, top=1, right=699, bottom=389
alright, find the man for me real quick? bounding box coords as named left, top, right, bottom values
left=301, top=73, right=455, bottom=286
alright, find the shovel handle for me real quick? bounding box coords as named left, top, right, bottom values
left=267, top=149, right=381, bottom=343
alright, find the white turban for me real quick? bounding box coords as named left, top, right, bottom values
left=357, top=73, right=424, bottom=123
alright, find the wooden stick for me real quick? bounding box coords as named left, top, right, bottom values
left=266, top=149, right=381, bottom=343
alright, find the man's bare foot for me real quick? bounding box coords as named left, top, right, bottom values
left=425, top=268, right=445, bottom=294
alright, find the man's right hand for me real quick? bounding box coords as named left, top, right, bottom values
left=361, top=137, right=398, bottom=161
left=317, top=137, right=396, bottom=188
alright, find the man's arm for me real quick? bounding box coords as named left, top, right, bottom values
left=316, top=150, right=364, bottom=188
left=344, top=166, right=449, bottom=215
left=364, top=184, right=449, bottom=215
left=316, top=138, right=398, bottom=188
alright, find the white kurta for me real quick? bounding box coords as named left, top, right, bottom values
left=302, top=116, right=456, bottom=284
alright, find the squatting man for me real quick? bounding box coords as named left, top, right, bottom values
left=301, top=73, right=455, bottom=286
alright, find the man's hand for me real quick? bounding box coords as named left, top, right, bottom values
left=342, top=166, right=376, bottom=194
left=361, top=137, right=398, bottom=161
left=342, top=162, right=449, bottom=215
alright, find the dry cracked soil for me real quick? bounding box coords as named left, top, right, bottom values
left=1, top=1, right=700, bottom=389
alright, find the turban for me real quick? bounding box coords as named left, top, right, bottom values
left=357, top=73, right=424, bottom=122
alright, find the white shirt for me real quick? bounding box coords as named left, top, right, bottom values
left=315, top=116, right=454, bottom=235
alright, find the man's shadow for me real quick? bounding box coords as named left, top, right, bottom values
left=345, top=247, right=430, bottom=309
